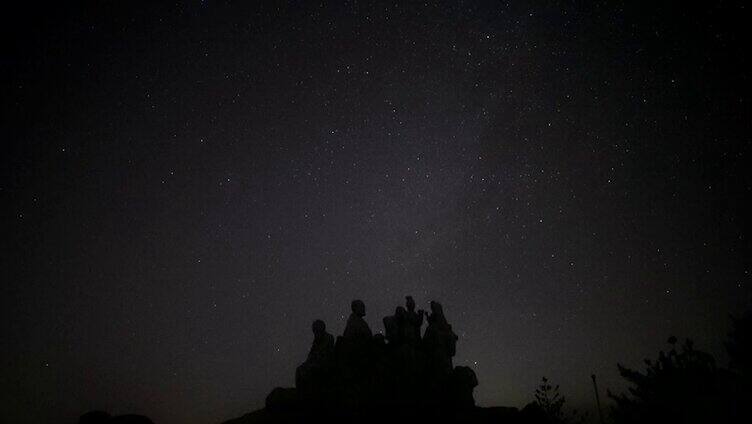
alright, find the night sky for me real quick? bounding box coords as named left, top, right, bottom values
left=2, top=1, right=751, bottom=423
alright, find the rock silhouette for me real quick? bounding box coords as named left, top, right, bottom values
left=222, top=297, right=565, bottom=424
left=252, top=297, right=479, bottom=421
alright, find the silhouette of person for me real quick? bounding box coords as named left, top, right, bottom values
left=403, top=296, right=425, bottom=345
left=423, top=301, right=458, bottom=374
left=336, top=300, right=375, bottom=409
left=383, top=307, right=401, bottom=345
left=296, top=319, right=335, bottom=402
left=387, top=299, right=425, bottom=407
left=395, top=306, right=407, bottom=343
left=343, top=299, right=372, bottom=341
left=305, top=319, right=335, bottom=365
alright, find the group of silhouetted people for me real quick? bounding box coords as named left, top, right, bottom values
left=275, top=296, right=477, bottom=413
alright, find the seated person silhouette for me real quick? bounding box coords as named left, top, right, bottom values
left=335, top=299, right=374, bottom=407
left=343, top=299, right=372, bottom=341
left=296, top=319, right=335, bottom=401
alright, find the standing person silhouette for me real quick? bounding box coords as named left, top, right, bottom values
left=403, top=296, right=425, bottom=345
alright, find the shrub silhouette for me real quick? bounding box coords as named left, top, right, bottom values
left=607, top=336, right=744, bottom=423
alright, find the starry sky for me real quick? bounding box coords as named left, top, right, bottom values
left=2, top=1, right=750, bottom=423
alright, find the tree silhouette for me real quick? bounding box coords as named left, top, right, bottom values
left=527, top=377, right=585, bottom=424
left=608, top=336, right=743, bottom=424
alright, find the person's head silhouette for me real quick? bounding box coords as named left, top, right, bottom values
left=396, top=306, right=406, bottom=319
left=351, top=299, right=366, bottom=317
left=406, top=296, right=416, bottom=312
left=312, top=319, right=326, bottom=337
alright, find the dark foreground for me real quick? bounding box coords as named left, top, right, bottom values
left=222, top=405, right=548, bottom=424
